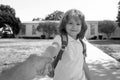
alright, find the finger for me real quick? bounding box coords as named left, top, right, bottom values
left=36, top=67, right=45, bottom=76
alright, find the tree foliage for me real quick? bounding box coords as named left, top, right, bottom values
left=116, top=1, right=120, bottom=27
left=0, top=4, right=21, bottom=35
left=45, top=10, right=64, bottom=20
left=98, top=20, right=117, bottom=38
left=37, top=21, right=59, bottom=38
left=32, top=17, right=43, bottom=21
left=0, top=4, right=15, bottom=16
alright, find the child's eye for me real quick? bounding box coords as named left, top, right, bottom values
left=77, top=23, right=80, bottom=25
left=69, top=23, right=72, bottom=24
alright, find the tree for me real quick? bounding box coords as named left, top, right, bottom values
left=0, top=4, right=21, bottom=36
left=37, top=21, right=59, bottom=38
left=0, top=4, right=15, bottom=16
left=116, top=1, right=120, bottom=27
left=98, top=20, right=117, bottom=38
left=45, top=10, right=64, bottom=20
left=32, top=17, right=43, bottom=21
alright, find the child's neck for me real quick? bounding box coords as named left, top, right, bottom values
left=69, top=35, right=77, bottom=40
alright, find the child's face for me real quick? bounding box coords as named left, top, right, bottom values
left=66, top=16, right=82, bottom=39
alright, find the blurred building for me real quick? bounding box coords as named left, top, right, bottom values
left=17, top=21, right=99, bottom=39
left=17, top=20, right=120, bottom=40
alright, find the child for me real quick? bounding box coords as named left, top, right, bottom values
left=41, top=9, right=91, bottom=80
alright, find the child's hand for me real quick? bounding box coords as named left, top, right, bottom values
left=35, top=56, right=52, bottom=76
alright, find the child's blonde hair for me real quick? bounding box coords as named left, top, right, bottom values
left=59, top=9, right=87, bottom=39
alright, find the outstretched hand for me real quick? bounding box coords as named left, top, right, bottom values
left=35, top=56, right=53, bottom=76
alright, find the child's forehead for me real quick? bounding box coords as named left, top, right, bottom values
left=68, top=10, right=83, bottom=16
left=70, top=9, right=83, bottom=15
left=68, top=15, right=81, bottom=22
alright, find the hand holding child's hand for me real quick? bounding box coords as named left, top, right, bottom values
left=36, top=56, right=52, bottom=76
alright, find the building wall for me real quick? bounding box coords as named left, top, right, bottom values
left=86, top=21, right=98, bottom=39
left=18, top=21, right=43, bottom=38
left=25, top=23, right=40, bottom=36
left=18, top=21, right=99, bottom=39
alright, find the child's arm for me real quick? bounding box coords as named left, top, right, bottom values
left=83, top=60, right=91, bottom=80
left=42, top=42, right=60, bottom=58
left=39, top=42, right=60, bottom=75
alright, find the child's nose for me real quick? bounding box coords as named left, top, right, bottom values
left=72, top=24, right=77, bottom=28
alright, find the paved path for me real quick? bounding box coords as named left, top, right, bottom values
left=84, top=40, right=120, bottom=80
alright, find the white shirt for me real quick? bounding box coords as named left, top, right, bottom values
left=52, top=35, right=86, bottom=80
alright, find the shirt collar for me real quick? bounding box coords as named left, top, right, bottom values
left=68, top=35, right=79, bottom=42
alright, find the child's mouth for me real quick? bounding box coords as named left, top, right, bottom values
left=71, top=30, right=77, bottom=32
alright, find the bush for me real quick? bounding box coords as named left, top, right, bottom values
left=37, top=21, right=59, bottom=39
left=98, top=20, right=117, bottom=38
left=89, top=36, right=97, bottom=40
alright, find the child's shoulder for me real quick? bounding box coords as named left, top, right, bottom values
left=53, top=35, right=62, bottom=47
left=54, top=35, right=61, bottom=40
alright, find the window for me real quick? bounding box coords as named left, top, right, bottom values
left=21, top=24, right=26, bottom=35
left=32, top=25, right=36, bottom=35
left=90, top=24, right=95, bottom=35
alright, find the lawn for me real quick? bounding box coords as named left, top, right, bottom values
left=0, top=39, right=52, bottom=73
